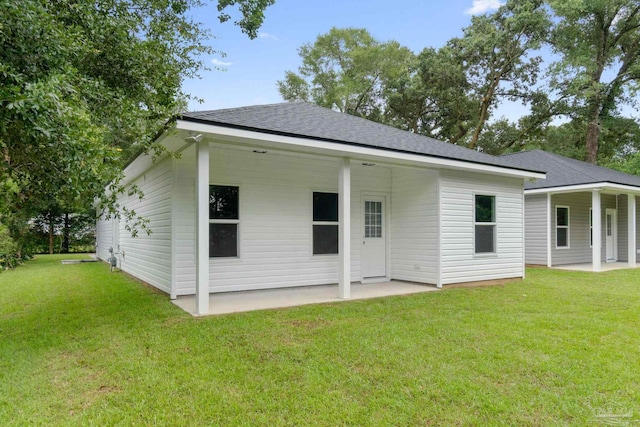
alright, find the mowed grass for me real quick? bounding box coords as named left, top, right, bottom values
left=1, top=256, right=640, bottom=425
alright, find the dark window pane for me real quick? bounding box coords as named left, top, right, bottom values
left=313, top=192, right=338, bottom=222
left=557, top=228, right=568, bottom=247
left=210, top=224, right=238, bottom=257
left=475, top=224, right=495, bottom=253
left=313, top=225, right=338, bottom=254
left=556, top=207, right=568, bottom=226
left=475, top=195, right=495, bottom=223
left=210, top=186, right=239, bottom=219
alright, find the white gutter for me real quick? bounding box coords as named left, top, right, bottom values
left=525, top=182, right=640, bottom=195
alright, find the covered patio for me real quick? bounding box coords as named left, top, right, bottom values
left=172, top=280, right=439, bottom=316
left=551, top=262, right=637, bottom=272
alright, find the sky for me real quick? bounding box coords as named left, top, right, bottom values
left=182, top=0, right=507, bottom=112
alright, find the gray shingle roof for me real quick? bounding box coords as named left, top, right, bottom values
left=180, top=102, right=544, bottom=174
left=502, top=149, right=640, bottom=190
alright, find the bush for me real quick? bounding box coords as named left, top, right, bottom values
left=0, top=224, right=20, bottom=270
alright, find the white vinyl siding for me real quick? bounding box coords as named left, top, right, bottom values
left=523, top=194, right=547, bottom=265
left=95, top=213, right=113, bottom=262
left=440, top=170, right=524, bottom=284
left=390, top=168, right=438, bottom=284
left=115, top=158, right=173, bottom=293
left=173, top=145, right=396, bottom=294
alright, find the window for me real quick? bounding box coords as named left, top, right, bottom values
left=209, top=185, right=239, bottom=257
left=474, top=195, right=496, bottom=254
left=312, top=192, right=338, bottom=254
left=556, top=206, right=569, bottom=248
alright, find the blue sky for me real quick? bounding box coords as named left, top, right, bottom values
left=183, top=0, right=506, bottom=112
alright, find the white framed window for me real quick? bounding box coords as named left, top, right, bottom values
left=474, top=194, right=496, bottom=254
left=312, top=192, right=338, bottom=255
left=556, top=206, right=570, bottom=249
left=209, top=185, right=239, bottom=258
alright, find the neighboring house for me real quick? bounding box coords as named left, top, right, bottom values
left=96, top=102, right=544, bottom=314
left=503, top=149, right=640, bottom=270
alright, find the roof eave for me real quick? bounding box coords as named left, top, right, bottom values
left=525, top=182, right=640, bottom=194
left=177, top=117, right=546, bottom=180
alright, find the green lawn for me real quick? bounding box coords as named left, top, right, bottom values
left=1, top=255, right=639, bottom=425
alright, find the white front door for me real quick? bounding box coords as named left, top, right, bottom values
left=605, top=208, right=617, bottom=262
left=362, top=196, right=386, bottom=278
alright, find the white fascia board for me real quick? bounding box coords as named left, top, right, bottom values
left=525, top=182, right=640, bottom=195
left=176, top=120, right=545, bottom=180
left=120, top=133, right=192, bottom=187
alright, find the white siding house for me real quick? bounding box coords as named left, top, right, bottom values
left=97, top=102, right=545, bottom=314
left=503, top=150, right=640, bottom=270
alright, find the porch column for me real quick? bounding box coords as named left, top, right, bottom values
left=338, top=157, right=351, bottom=299
left=628, top=194, right=636, bottom=268
left=195, top=140, right=210, bottom=315
left=592, top=189, right=602, bottom=272
left=546, top=193, right=552, bottom=267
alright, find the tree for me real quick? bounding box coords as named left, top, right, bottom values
left=277, top=27, right=413, bottom=121
left=383, top=46, right=476, bottom=144
left=447, top=0, right=549, bottom=149
left=0, top=0, right=273, bottom=246
left=548, top=0, right=640, bottom=163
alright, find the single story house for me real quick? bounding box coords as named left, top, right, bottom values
left=96, top=102, right=545, bottom=314
left=502, top=149, right=640, bottom=270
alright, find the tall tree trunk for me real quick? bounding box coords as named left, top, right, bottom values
left=62, top=212, right=70, bottom=253
left=48, top=212, right=54, bottom=255
left=585, top=120, right=601, bottom=164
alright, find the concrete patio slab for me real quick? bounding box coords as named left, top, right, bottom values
left=552, top=262, right=636, bottom=272
left=172, top=281, right=438, bottom=316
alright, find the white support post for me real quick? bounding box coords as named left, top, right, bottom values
left=195, top=140, right=210, bottom=315
left=338, top=157, right=351, bottom=299
left=592, top=190, right=602, bottom=272
left=546, top=193, right=552, bottom=268
left=628, top=194, right=636, bottom=268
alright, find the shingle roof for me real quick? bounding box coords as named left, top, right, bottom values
left=502, top=149, right=640, bottom=190
left=180, top=102, right=544, bottom=174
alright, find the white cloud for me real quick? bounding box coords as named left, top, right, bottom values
left=465, top=0, right=503, bottom=15
left=258, top=32, right=278, bottom=41
left=211, top=58, right=232, bottom=67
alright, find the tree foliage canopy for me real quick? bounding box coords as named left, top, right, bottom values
left=0, top=0, right=273, bottom=245
left=279, top=0, right=640, bottom=167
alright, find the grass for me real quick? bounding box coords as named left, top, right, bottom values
left=1, top=255, right=640, bottom=425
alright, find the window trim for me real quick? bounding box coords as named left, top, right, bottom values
left=311, top=190, right=339, bottom=256
left=473, top=193, right=497, bottom=256
left=555, top=205, right=570, bottom=249
left=209, top=183, right=241, bottom=259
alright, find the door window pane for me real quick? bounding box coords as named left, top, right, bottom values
left=365, top=201, right=382, bottom=238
